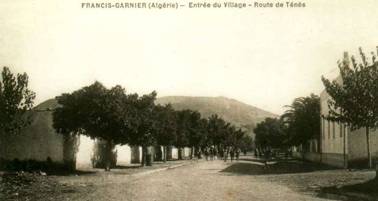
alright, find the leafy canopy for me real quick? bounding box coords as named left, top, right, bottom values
left=0, top=67, right=35, bottom=136
left=321, top=48, right=378, bottom=130
left=53, top=81, right=134, bottom=144
left=281, top=94, right=320, bottom=146
left=254, top=117, right=286, bottom=149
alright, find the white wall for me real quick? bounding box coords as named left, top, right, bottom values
left=76, top=135, right=95, bottom=167
left=76, top=135, right=136, bottom=167
left=348, top=128, right=378, bottom=161
left=184, top=147, right=191, bottom=157
left=171, top=147, right=178, bottom=159
left=320, top=89, right=348, bottom=155
left=0, top=111, right=65, bottom=163
left=115, top=144, right=132, bottom=165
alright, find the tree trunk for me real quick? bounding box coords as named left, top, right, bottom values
left=167, top=146, right=172, bottom=160
left=342, top=124, right=348, bottom=169
left=190, top=147, right=194, bottom=159
left=301, top=144, right=305, bottom=163
left=163, top=146, right=167, bottom=163
left=105, top=140, right=113, bottom=171
left=63, top=134, right=78, bottom=171
left=178, top=147, right=183, bottom=160
left=366, top=127, right=372, bottom=169
left=141, top=145, right=147, bottom=166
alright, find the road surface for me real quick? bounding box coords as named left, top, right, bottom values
left=65, top=160, right=338, bottom=201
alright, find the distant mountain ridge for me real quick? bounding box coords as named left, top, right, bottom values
left=156, top=96, right=278, bottom=134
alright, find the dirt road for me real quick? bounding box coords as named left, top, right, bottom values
left=63, top=160, right=339, bottom=201
left=3, top=158, right=376, bottom=201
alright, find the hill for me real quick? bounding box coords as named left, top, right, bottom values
left=156, top=96, right=278, bottom=136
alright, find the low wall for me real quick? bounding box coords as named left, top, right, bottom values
left=304, top=152, right=321, bottom=163
left=293, top=152, right=321, bottom=163
left=321, top=153, right=345, bottom=168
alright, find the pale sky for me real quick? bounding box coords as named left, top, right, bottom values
left=1, top=0, right=378, bottom=115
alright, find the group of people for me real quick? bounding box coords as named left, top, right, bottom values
left=201, top=146, right=241, bottom=162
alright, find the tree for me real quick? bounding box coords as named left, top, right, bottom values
left=238, top=135, right=254, bottom=154
left=0, top=67, right=35, bottom=136
left=281, top=94, right=320, bottom=151
left=153, top=104, right=177, bottom=162
left=196, top=118, right=209, bottom=158
left=185, top=110, right=205, bottom=159
left=232, top=128, right=245, bottom=149
left=206, top=114, right=227, bottom=147
left=254, top=118, right=286, bottom=154
left=322, top=48, right=378, bottom=170
left=127, top=91, right=158, bottom=166
left=174, top=110, right=191, bottom=160
left=53, top=82, right=132, bottom=171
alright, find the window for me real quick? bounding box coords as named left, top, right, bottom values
left=332, top=121, right=335, bottom=139
left=322, top=117, right=325, bottom=139
left=340, top=122, right=343, bottom=138
left=327, top=120, right=330, bottom=139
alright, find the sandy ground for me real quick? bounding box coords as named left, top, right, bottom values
left=1, top=158, right=376, bottom=201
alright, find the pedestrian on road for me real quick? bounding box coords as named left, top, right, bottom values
left=230, top=148, right=235, bottom=162
left=236, top=148, right=240, bottom=161
left=204, top=147, right=209, bottom=161
left=219, top=148, right=224, bottom=160
left=210, top=147, right=214, bottom=161
left=264, top=149, right=271, bottom=168
left=214, top=147, right=218, bottom=160
left=223, top=148, right=228, bottom=162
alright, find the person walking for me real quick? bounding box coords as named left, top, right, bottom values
left=230, top=148, right=235, bottom=162
left=210, top=146, right=214, bottom=161
left=236, top=148, right=240, bottom=161
left=214, top=147, right=218, bottom=160
left=264, top=149, right=271, bottom=168
left=204, top=147, right=209, bottom=161
left=223, top=147, right=228, bottom=162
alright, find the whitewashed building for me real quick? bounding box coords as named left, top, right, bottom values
left=320, top=86, right=378, bottom=168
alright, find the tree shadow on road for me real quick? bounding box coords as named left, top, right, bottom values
left=221, top=160, right=336, bottom=175
left=114, top=165, right=142, bottom=169
left=238, top=157, right=297, bottom=163
left=317, top=179, right=378, bottom=201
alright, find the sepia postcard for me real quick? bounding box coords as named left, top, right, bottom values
left=1, top=0, right=378, bottom=200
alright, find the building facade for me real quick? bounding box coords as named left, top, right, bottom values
left=319, top=77, right=378, bottom=168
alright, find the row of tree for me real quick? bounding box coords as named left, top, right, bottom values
left=52, top=81, right=250, bottom=170
left=254, top=94, right=320, bottom=156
